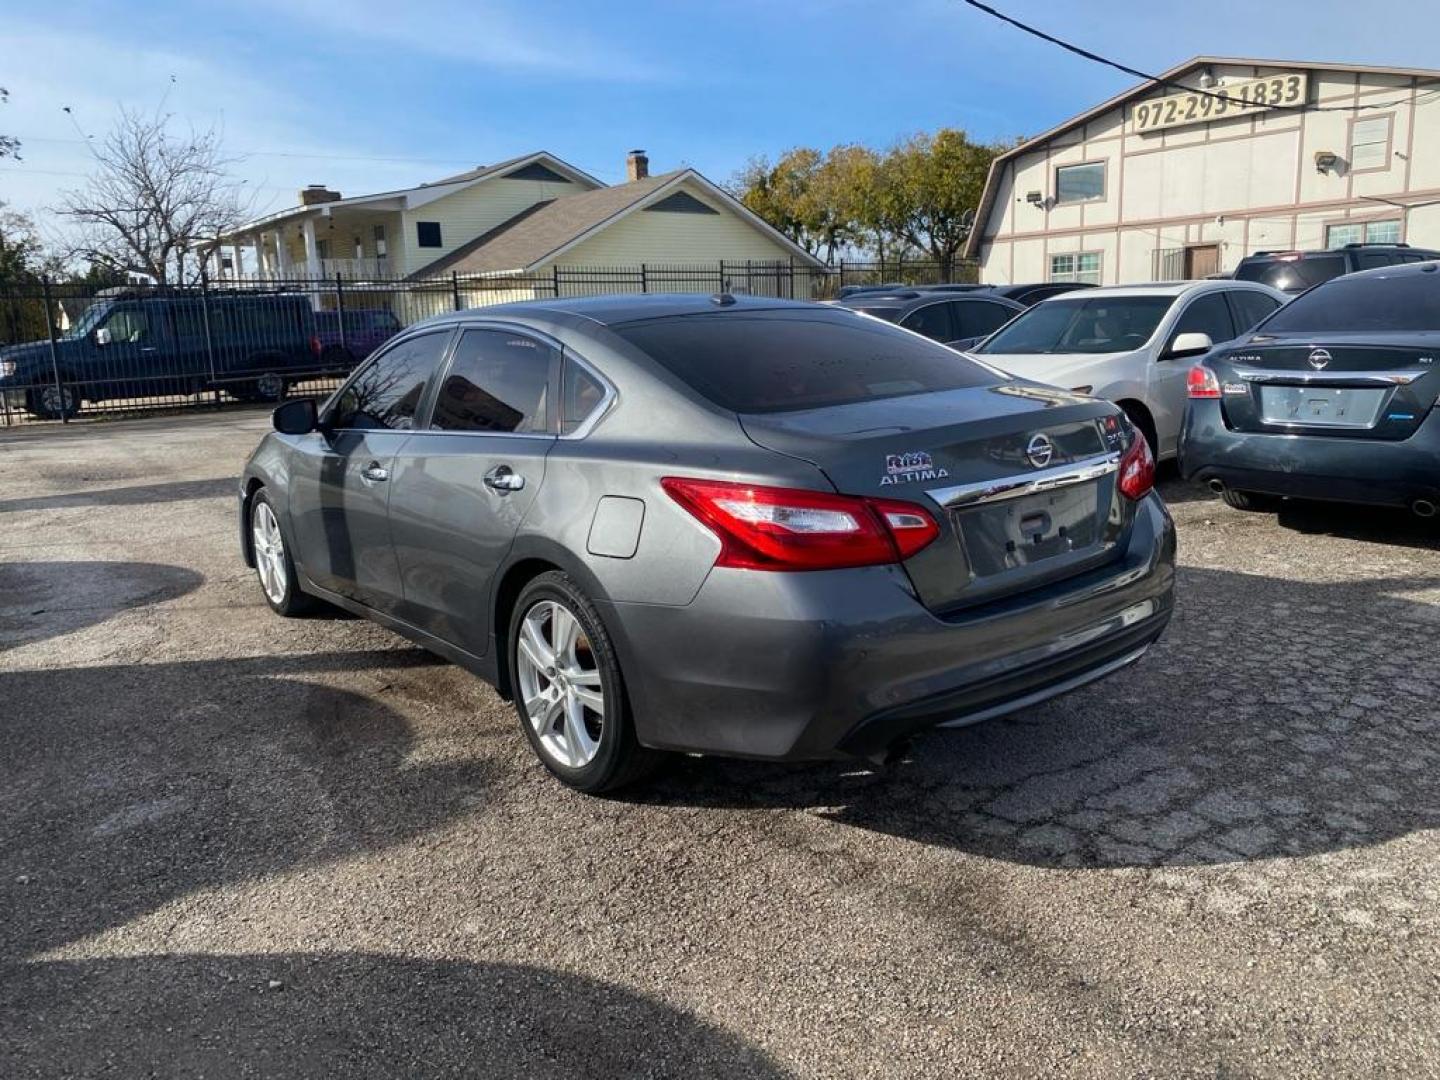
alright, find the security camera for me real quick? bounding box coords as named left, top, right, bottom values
left=1314, top=150, right=1338, bottom=173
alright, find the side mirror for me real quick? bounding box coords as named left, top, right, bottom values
left=273, top=398, right=319, bottom=435
left=1166, top=331, right=1213, bottom=360
left=94, top=327, right=112, bottom=346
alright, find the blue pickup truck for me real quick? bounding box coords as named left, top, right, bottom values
left=0, top=290, right=338, bottom=419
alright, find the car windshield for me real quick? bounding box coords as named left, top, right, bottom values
left=1235, top=255, right=1345, bottom=291
left=1257, top=270, right=1440, bottom=334
left=613, top=307, right=1004, bottom=414
left=63, top=300, right=113, bottom=340
left=975, top=296, right=1174, bottom=355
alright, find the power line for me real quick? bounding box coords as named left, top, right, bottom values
left=9, top=134, right=491, bottom=167
left=959, top=0, right=1435, bottom=114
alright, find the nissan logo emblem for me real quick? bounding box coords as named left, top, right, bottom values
left=1025, top=433, right=1055, bottom=469
left=1308, top=348, right=1332, bottom=371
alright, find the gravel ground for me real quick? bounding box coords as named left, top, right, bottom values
left=2, top=410, right=1438, bottom=1078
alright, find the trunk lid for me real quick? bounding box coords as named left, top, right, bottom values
left=1211, top=334, right=1440, bottom=440
left=740, top=383, right=1135, bottom=613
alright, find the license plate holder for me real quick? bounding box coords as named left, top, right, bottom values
left=1259, top=385, right=1388, bottom=428
left=955, top=483, right=1103, bottom=577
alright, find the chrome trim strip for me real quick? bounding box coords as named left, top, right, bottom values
left=1235, top=368, right=1422, bottom=386
left=926, top=451, right=1120, bottom=510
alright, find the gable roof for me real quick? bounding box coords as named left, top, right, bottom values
left=224, top=151, right=602, bottom=238
left=963, top=56, right=1440, bottom=258
left=409, top=169, right=824, bottom=278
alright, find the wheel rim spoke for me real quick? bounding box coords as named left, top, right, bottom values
left=562, top=696, right=596, bottom=765
left=550, top=606, right=580, bottom=663
left=572, top=685, right=604, bottom=715
left=253, top=504, right=287, bottom=604
left=514, top=597, right=606, bottom=770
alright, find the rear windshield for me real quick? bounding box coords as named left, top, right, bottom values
left=1258, top=269, right=1440, bottom=334
left=975, top=296, right=1174, bottom=355
left=851, top=306, right=901, bottom=322
left=612, top=308, right=1000, bottom=414
left=1235, top=255, right=1345, bottom=291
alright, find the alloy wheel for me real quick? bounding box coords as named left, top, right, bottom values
left=41, top=385, right=75, bottom=416
left=251, top=501, right=288, bottom=605
left=515, top=600, right=605, bottom=768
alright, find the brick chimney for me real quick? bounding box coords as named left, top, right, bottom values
left=626, top=150, right=649, bottom=183
left=299, top=184, right=342, bottom=206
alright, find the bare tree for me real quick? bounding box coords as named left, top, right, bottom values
left=0, top=88, right=19, bottom=161
left=56, top=108, right=248, bottom=284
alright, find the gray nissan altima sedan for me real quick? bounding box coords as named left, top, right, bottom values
left=240, top=294, right=1176, bottom=792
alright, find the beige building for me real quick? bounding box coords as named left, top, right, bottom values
left=218, top=150, right=820, bottom=287
left=967, top=57, right=1440, bottom=286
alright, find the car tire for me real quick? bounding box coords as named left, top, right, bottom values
left=231, top=371, right=289, bottom=403
left=25, top=380, right=81, bottom=420
left=1220, top=488, right=1278, bottom=513
left=1119, top=402, right=1158, bottom=459
left=249, top=489, right=316, bottom=616
left=508, top=571, right=663, bottom=793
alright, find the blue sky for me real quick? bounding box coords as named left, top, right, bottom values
left=4, top=0, right=1438, bottom=238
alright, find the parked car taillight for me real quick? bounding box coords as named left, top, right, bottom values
left=310, top=335, right=323, bottom=357
left=661, top=477, right=939, bottom=571
left=1116, top=430, right=1155, bottom=502
left=1187, top=365, right=1222, bottom=399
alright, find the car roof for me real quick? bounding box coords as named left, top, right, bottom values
left=1028, top=280, right=1275, bottom=301
left=421, top=291, right=821, bottom=328
left=1333, top=259, right=1440, bottom=283
left=841, top=289, right=1022, bottom=310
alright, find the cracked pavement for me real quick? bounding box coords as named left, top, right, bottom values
left=2, top=411, right=1438, bottom=1077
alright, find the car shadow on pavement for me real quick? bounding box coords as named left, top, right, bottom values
left=0, top=952, right=789, bottom=1080
left=0, top=649, right=485, bottom=961
left=0, top=477, right=237, bottom=514
left=0, top=561, right=205, bottom=653
left=1274, top=500, right=1440, bottom=550
left=640, top=565, right=1440, bottom=871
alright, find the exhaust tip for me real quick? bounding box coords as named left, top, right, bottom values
left=1413, top=499, right=1437, bottom=519
left=1208, top=479, right=1226, bottom=494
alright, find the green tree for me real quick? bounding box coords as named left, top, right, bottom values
left=873, top=129, right=1001, bottom=279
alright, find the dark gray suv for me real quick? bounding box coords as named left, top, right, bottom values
left=241, top=295, right=1176, bottom=791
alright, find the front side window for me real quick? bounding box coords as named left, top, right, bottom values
left=101, top=306, right=152, bottom=344
left=1258, top=271, right=1440, bottom=334
left=1228, top=290, right=1281, bottom=331
left=1050, top=252, right=1103, bottom=285
left=1349, top=116, right=1392, bottom=171
left=1169, top=293, right=1235, bottom=351
left=331, top=330, right=449, bottom=430
left=431, top=329, right=553, bottom=433
left=899, top=303, right=953, bottom=342
left=977, top=296, right=1175, bottom=356
left=1055, top=162, right=1105, bottom=204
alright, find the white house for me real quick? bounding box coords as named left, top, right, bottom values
left=966, top=57, right=1440, bottom=285
left=218, top=150, right=822, bottom=290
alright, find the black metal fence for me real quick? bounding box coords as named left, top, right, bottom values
left=0, top=258, right=976, bottom=428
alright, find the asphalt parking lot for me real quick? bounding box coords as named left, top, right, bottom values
left=3, top=411, right=1439, bottom=1078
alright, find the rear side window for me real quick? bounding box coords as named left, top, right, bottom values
left=1259, top=270, right=1440, bottom=333
left=1235, top=255, right=1345, bottom=291
left=431, top=329, right=553, bottom=434
left=332, top=330, right=449, bottom=430
left=613, top=308, right=999, bottom=414
left=561, top=359, right=607, bottom=435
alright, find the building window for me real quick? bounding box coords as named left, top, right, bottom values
left=416, top=221, right=442, bottom=248
left=316, top=238, right=330, bottom=261
left=1349, top=116, right=1392, bottom=172
left=1050, top=252, right=1102, bottom=284
left=1055, top=162, right=1105, bottom=204
left=1326, top=220, right=1400, bottom=248
left=373, top=224, right=388, bottom=258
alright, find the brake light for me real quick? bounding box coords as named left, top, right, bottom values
left=1116, top=431, right=1155, bottom=501
left=1187, top=365, right=1222, bottom=399
left=661, top=478, right=939, bottom=571
left=309, top=335, right=323, bottom=356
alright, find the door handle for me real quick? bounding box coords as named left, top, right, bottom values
left=361, top=462, right=390, bottom=483
left=483, top=465, right=525, bottom=493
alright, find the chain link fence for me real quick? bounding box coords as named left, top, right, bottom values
left=0, top=258, right=977, bottom=427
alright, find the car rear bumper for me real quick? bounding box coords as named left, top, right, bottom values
left=599, top=493, right=1175, bottom=761
left=1180, top=400, right=1440, bottom=507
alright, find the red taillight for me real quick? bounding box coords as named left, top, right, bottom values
left=310, top=335, right=323, bottom=356
left=1117, top=431, right=1155, bottom=501
left=661, top=477, right=939, bottom=571
left=1187, top=365, right=1222, bottom=399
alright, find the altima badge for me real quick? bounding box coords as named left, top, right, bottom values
left=1024, top=433, right=1055, bottom=469
left=880, top=450, right=949, bottom=486
left=1308, top=348, right=1332, bottom=370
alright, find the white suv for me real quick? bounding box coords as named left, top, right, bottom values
left=970, top=280, right=1289, bottom=459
